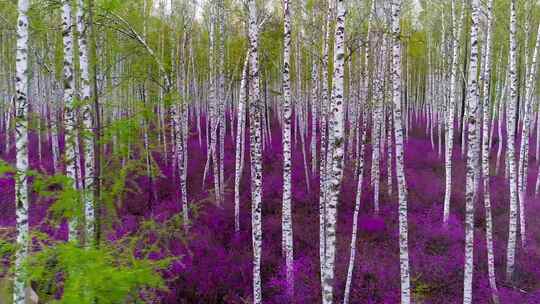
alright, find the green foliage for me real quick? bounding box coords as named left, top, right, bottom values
left=163, top=90, right=182, bottom=108
left=0, top=159, right=82, bottom=225
left=0, top=239, right=15, bottom=260
left=260, top=17, right=284, bottom=81
left=27, top=242, right=166, bottom=304
left=99, top=157, right=153, bottom=231
left=411, top=275, right=431, bottom=303
left=0, top=160, right=15, bottom=176
left=98, top=0, right=123, bottom=12
left=32, top=172, right=82, bottom=223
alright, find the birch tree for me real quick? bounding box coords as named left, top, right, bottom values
left=234, top=51, right=249, bottom=233
left=13, top=0, right=30, bottom=302
left=506, top=0, right=520, bottom=282
left=390, top=0, right=411, bottom=302
left=343, top=110, right=367, bottom=304
left=319, top=0, right=332, bottom=292
left=479, top=0, right=498, bottom=301
left=281, top=0, right=294, bottom=297
left=443, top=0, right=465, bottom=225
left=463, top=0, right=481, bottom=302
left=247, top=0, right=264, bottom=302
left=517, top=21, right=540, bottom=248
left=322, top=0, right=345, bottom=301
left=76, top=0, right=95, bottom=245
left=61, top=0, right=79, bottom=241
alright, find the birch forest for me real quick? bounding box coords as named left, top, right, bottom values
left=3, top=0, right=540, bottom=303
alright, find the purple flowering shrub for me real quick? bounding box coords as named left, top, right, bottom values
left=1, top=115, right=540, bottom=303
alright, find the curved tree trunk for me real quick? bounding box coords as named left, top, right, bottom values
left=480, top=0, right=499, bottom=301
left=343, top=110, right=367, bottom=304
left=517, top=21, right=540, bottom=248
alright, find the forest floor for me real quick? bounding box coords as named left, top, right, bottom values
left=2, top=116, right=540, bottom=303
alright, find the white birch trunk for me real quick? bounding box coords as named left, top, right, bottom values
left=319, top=1, right=332, bottom=291
left=443, top=0, right=465, bottom=225
left=218, top=0, right=226, bottom=201
left=371, top=35, right=385, bottom=215
left=480, top=0, right=499, bottom=301
left=247, top=0, right=264, bottom=302
left=517, top=22, right=540, bottom=248
left=322, top=0, right=345, bottom=302
left=62, top=0, right=79, bottom=241
left=207, top=2, right=221, bottom=205
left=391, top=1, right=411, bottom=302
left=506, top=0, right=519, bottom=282
left=174, top=99, right=189, bottom=228
left=387, top=107, right=394, bottom=196
left=234, top=52, right=249, bottom=233
left=76, top=0, right=95, bottom=246
left=311, top=62, right=318, bottom=177
left=282, top=0, right=294, bottom=297
left=343, top=110, right=367, bottom=304
left=462, top=0, right=481, bottom=295
left=13, top=0, right=30, bottom=302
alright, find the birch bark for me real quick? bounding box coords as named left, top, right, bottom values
left=517, top=22, right=540, bottom=248
left=443, top=0, right=465, bottom=225
left=247, top=0, right=263, bottom=302
left=234, top=52, right=249, bottom=233
left=282, top=0, right=294, bottom=297
left=62, top=0, right=79, bottom=241
left=479, top=0, right=499, bottom=301
left=506, top=0, right=519, bottom=282
left=13, top=0, right=30, bottom=302
left=391, top=1, right=411, bottom=302
left=319, top=0, right=332, bottom=291
left=76, top=0, right=95, bottom=245
left=343, top=110, right=367, bottom=304
left=322, top=0, right=345, bottom=302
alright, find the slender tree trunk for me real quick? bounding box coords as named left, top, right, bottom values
left=387, top=106, right=394, bottom=196
left=62, top=0, right=79, bottom=241
left=343, top=110, right=367, bottom=304
left=207, top=1, right=221, bottom=205
left=218, top=0, right=226, bottom=202
left=444, top=0, right=465, bottom=225
left=506, top=0, right=519, bottom=283
left=321, top=0, right=345, bottom=302
left=391, top=1, right=411, bottom=303
left=319, top=0, right=332, bottom=292
left=88, top=0, right=101, bottom=246
left=311, top=62, right=318, bottom=177
left=371, top=35, right=386, bottom=215
left=282, top=0, right=294, bottom=297
left=247, top=0, right=263, bottom=302
left=13, top=0, right=30, bottom=302
left=517, top=22, right=540, bottom=248
left=76, top=0, right=95, bottom=246
left=496, top=73, right=507, bottom=174
left=480, top=0, right=499, bottom=301
left=234, top=51, right=249, bottom=233
left=463, top=1, right=481, bottom=302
